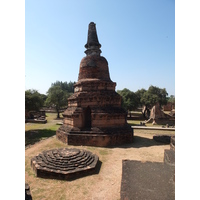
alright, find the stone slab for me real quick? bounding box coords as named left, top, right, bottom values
left=132, top=126, right=175, bottom=131
left=25, top=119, right=47, bottom=124
left=121, top=160, right=175, bottom=200
left=164, top=149, right=175, bottom=166
left=170, top=136, right=175, bottom=150
left=153, top=135, right=171, bottom=144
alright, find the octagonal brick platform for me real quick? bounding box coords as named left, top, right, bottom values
left=31, top=148, right=99, bottom=180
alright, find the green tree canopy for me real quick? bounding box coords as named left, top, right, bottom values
left=117, top=88, right=139, bottom=113
left=51, top=81, right=76, bottom=93
left=25, top=89, right=45, bottom=111
left=135, top=88, right=147, bottom=107
left=140, top=85, right=168, bottom=108
left=167, top=95, right=175, bottom=104
left=45, top=85, right=70, bottom=118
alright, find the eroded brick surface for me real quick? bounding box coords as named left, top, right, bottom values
left=56, top=22, right=133, bottom=147
left=31, top=148, right=99, bottom=180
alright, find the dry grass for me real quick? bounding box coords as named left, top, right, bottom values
left=25, top=112, right=175, bottom=200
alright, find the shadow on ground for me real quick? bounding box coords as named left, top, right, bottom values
left=25, top=129, right=56, bottom=146
left=25, top=130, right=170, bottom=149
left=115, top=135, right=169, bottom=149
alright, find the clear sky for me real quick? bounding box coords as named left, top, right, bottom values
left=25, top=0, right=175, bottom=96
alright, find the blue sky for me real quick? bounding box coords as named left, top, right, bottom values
left=25, top=0, right=175, bottom=96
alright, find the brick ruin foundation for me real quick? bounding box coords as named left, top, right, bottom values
left=31, top=148, right=99, bottom=180
left=56, top=22, right=133, bottom=147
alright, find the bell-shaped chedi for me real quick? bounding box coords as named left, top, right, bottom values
left=56, top=22, right=133, bottom=147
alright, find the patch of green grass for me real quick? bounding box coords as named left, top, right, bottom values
left=49, top=124, right=61, bottom=131
left=25, top=113, right=63, bottom=131
left=83, top=189, right=89, bottom=195
left=25, top=123, right=60, bottom=131
left=133, top=129, right=175, bottom=135
left=33, top=189, right=46, bottom=200
left=86, top=146, right=96, bottom=152
left=25, top=159, right=35, bottom=177
left=127, top=120, right=141, bottom=126
left=25, top=129, right=57, bottom=146
left=25, top=113, right=63, bottom=146
left=45, top=140, right=67, bottom=149
left=59, top=195, right=66, bottom=200
left=99, top=149, right=109, bottom=156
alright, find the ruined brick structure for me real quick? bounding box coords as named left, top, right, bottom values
left=163, top=102, right=175, bottom=111
left=31, top=148, right=99, bottom=180
left=56, top=22, right=133, bottom=147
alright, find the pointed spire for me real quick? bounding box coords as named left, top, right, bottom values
left=84, top=22, right=102, bottom=56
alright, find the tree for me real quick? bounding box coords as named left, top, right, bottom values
left=135, top=88, right=147, bottom=107
left=167, top=95, right=175, bottom=104
left=25, top=89, right=44, bottom=112
left=51, top=81, right=76, bottom=93
left=45, top=85, right=70, bottom=118
left=140, top=85, right=168, bottom=108
left=41, top=94, right=48, bottom=103
left=117, top=88, right=139, bottom=116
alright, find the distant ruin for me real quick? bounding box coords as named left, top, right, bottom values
left=25, top=110, right=47, bottom=123
left=141, top=103, right=175, bottom=126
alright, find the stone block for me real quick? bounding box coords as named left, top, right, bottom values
left=164, top=149, right=175, bottom=166
left=153, top=135, right=171, bottom=144
left=121, top=160, right=175, bottom=200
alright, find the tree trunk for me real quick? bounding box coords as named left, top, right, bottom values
left=142, top=106, right=150, bottom=119
left=146, top=108, right=150, bottom=119
left=57, top=109, right=60, bottom=119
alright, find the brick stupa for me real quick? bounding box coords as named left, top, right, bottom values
left=56, top=22, right=133, bottom=147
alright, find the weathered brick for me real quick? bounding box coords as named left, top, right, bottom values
left=56, top=22, right=133, bottom=147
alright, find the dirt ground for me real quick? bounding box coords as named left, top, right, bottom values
left=25, top=130, right=174, bottom=200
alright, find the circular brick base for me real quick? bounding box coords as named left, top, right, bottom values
left=31, top=148, right=99, bottom=180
